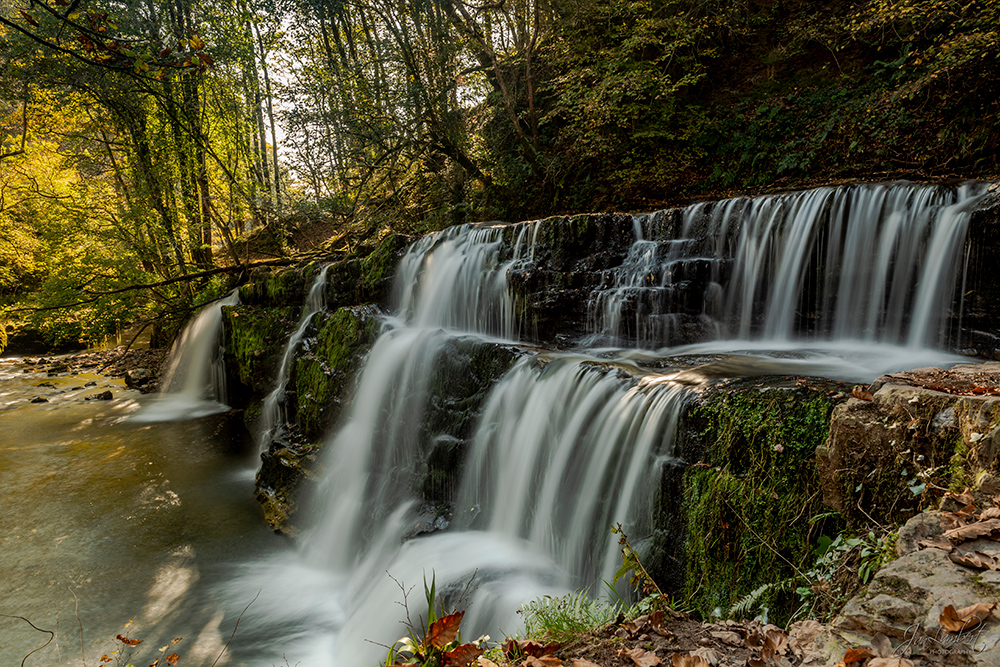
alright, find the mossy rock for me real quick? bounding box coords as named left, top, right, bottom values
left=325, top=233, right=411, bottom=310
left=222, top=304, right=299, bottom=398
left=418, top=337, right=522, bottom=506
left=238, top=265, right=311, bottom=307
left=671, top=382, right=843, bottom=623
left=291, top=305, right=382, bottom=442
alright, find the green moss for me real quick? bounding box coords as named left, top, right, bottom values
left=681, top=387, right=838, bottom=623
left=223, top=305, right=298, bottom=394
left=360, top=233, right=409, bottom=292
left=292, top=306, right=380, bottom=441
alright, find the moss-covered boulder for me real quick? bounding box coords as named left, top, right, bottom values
left=290, top=305, right=382, bottom=442
left=221, top=304, right=299, bottom=401
left=661, top=379, right=846, bottom=623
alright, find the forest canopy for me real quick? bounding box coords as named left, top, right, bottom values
left=1, top=0, right=998, bottom=351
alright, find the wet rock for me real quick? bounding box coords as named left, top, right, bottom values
left=84, top=381, right=97, bottom=387
left=86, top=390, right=112, bottom=401
left=35, top=382, right=56, bottom=389
left=30, top=396, right=48, bottom=403
left=124, top=368, right=153, bottom=390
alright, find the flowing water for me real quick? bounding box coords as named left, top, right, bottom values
left=0, top=181, right=990, bottom=665
left=132, top=291, right=240, bottom=422
left=0, top=359, right=278, bottom=665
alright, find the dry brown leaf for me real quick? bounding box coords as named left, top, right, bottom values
left=917, top=537, right=955, bottom=551
left=982, top=507, right=1000, bottom=520
left=746, top=658, right=766, bottom=667
left=627, top=648, right=661, bottom=667
left=939, top=512, right=967, bottom=531
left=787, top=619, right=824, bottom=662
left=570, top=660, right=601, bottom=667
left=522, top=656, right=563, bottom=667
left=948, top=549, right=1000, bottom=570
left=670, top=653, right=708, bottom=667
left=710, top=630, right=743, bottom=646
left=837, top=647, right=874, bottom=666
left=477, top=657, right=501, bottom=667
left=942, top=518, right=1000, bottom=544
left=946, top=487, right=975, bottom=507
left=426, top=612, right=464, bottom=648
left=851, top=387, right=874, bottom=401
left=762, top=625, right=789, bottom=658
left=868, top=659, right=915, bottom=667
left=445, top=644, right=485, bottom=667
left=939, top=603, right=997, bottom=632
left=691, top=647, right=722, bottom=666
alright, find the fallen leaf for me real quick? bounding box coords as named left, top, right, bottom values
left=445, top=643, right=485, bottom=666
left=523, top=656, right=563, bottom=667
left=851, top=386, right=874, bottom=401
left=671, top=653, right=708, bottom=667
left=946, top=487, right=975, bottom=507
left=917, top=537, right=955, bottom=551
left=710, top=630, right=743, bottom=646
left=787, top=619, right=824, bottom=662
left=504, top=639, right=561, bottom=659
left=427, top=612, right=464, bottom=648
left=692, top=646, right=723, bottom=665
left=478, top=657, right=501, bottom=667
left=761, top=625, right=789, bottom=658
left=627, top=648, right=661, bottom=667
left=982, top=507, right=1000, bottom=520
left=746, top=658, right=766, bottom=667
left=939, top=603, right=997, bottom=632
left=948, top=549, right=1000, bottom=570
left=837, top=647, right=874, bottom=666
left=939, top=512, right=967, bottom=531
left=942, top=518, right=1000, bottom=544
left=570, top=660, right=601, bottom=667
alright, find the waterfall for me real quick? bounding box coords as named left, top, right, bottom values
left=257, top=265, right=331, bottom=451
left=132, top=291, right=239, bottom=422
left=227, top=181, right=990, bottom=665
left=589, top=181, right=989, bottom=348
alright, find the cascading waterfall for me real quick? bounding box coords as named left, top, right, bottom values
left=132, top=290, right=239, bottom=422
left=257, top=265, right=331, bottom=451
left=227, top=181, right=989, bottom=665
left=589, top=181, right=989, bottom=348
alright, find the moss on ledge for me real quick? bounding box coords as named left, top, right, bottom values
left=291, top=305, right=382, bottom=443
left=222, top=305, right=299, bottom=396
left=678, top=385, right=841, bottom=624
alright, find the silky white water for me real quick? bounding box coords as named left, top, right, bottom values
left=132, top=291, right=240, bottom=422
left=217, top=182, right=990, bottom=665
left=9, top=182, right=980, bottom=665
left=257, top=265, right=331, bottom=451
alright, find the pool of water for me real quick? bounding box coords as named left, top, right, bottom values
left=0, top=357, right=282, bottom=666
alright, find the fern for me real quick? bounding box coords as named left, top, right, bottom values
left=727, top=576, right=800, bottom=619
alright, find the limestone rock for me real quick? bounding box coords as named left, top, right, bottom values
left=834, top=519, right=1000, bottom=665
left=124, top=368, right=153, bottom=390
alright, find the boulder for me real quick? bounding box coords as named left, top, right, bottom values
left=124, top=368, right=153, bottom=390
left=833, top=514, right=1000, bottom=665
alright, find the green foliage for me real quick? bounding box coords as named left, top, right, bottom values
left=518, top=590, right=621, bottom=644
left=384, top=574, right=486, bottom=667
left=682, top=388, right=838, bottom=624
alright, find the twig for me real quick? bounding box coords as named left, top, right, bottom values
left=211, top=590, right=259, bottom=667
left=0, top=614, right=56, bottom=667
left=68, top=587, right=86, bottom=667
